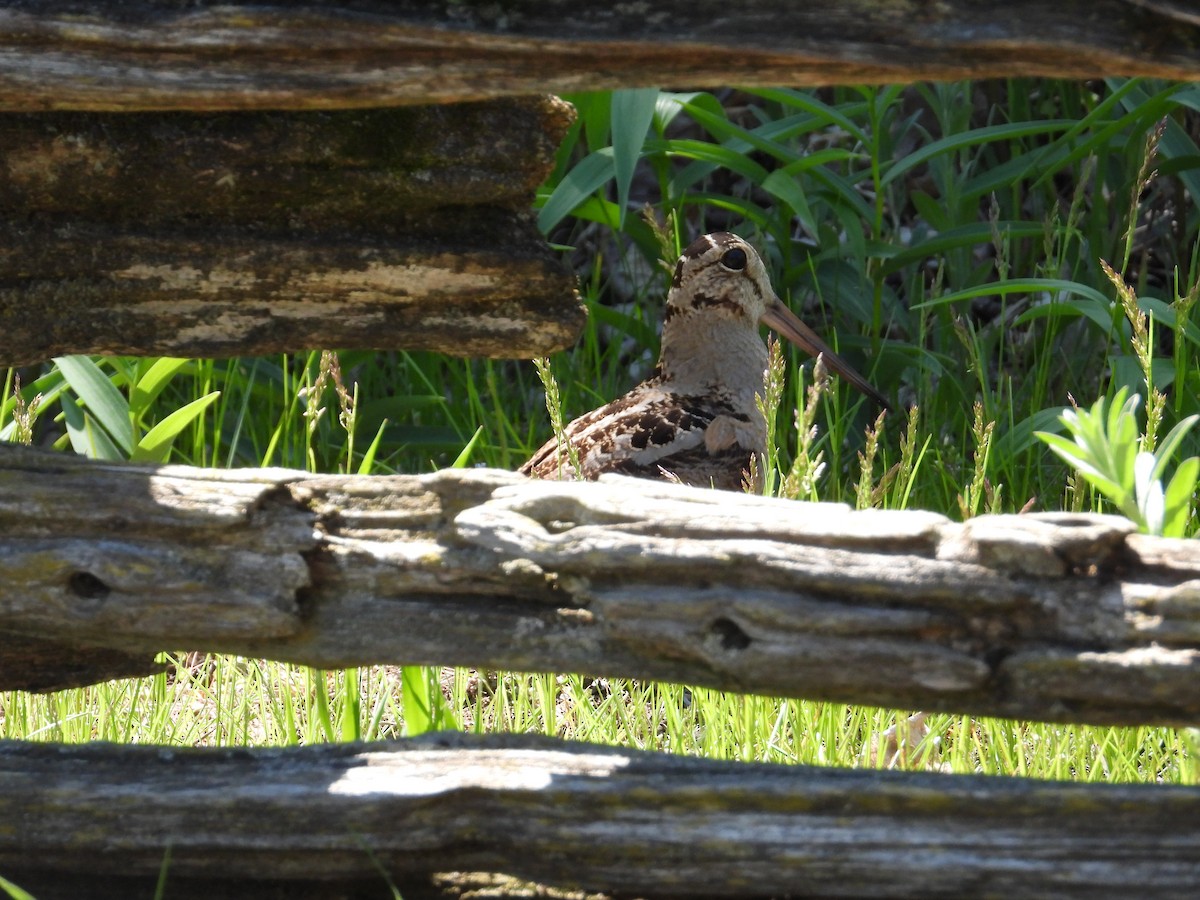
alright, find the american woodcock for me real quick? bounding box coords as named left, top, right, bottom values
left=521, top=232, right=889, bottom=490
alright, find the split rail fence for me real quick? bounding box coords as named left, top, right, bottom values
left=3, top=1, right=1200, bottom=897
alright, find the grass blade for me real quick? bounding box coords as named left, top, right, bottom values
left=537, top=147, right=615, bottom=233
left=611, top=88, right=660, bottom=227
left=54, top=355, right=134, bottom=454
left=451, top=425, right=485, bottom=468
left=130, top=357, right=191, bottom=417
left=133, top=391, right=221, bottom=463
left=60, top=391, right=123, bottom=460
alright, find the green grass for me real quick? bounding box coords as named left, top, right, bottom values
left=3, top=78, right=1200, bottom=789
left=4, top=661, right=1194, bottom=784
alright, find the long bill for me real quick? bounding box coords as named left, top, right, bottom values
left=760, top=298, right=891, bottom=411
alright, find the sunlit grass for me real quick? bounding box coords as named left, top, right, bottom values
left=2, top=664, right=1193, bottom=785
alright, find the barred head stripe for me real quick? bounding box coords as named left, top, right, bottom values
left=682, top=233, right=721, bottom=259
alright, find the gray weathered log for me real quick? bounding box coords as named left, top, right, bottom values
left=3, top=444, right=1200, bottom=724
left=0, top=99, right=585, bottom=363
left=2, top=732, right=1200, bottom=899
left=0, top=1, right=1197, bottom=112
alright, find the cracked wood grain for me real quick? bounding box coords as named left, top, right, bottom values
left=2, top=732, right=1200, bottom=898
left=1, top=444, right=1199, bottom=724
left=0, top=1, right=1196, bottom=111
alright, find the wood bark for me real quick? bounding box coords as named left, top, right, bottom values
left=2, top=732, right=1200, bottom=899
left=3, top=444, right=1200, bottom=726
left=0, top=1, right=1197, bottom=112
left=0, top=99, right=585, bottom=363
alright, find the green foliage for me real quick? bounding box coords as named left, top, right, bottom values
left=0, top=873, right=35, bottom=900
left=1037, top=388, right=1199, bottom=536
left=399, top=665, right=453, bottom=737
left=0, top=356, right=218, bottom=462
left=534, top=78, right=1200, bottom=523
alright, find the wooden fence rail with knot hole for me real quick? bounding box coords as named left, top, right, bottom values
left=2, top=445, right=1200, bottom=898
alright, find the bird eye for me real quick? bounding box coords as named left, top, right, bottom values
left=719, top=247, right=748, bottom=271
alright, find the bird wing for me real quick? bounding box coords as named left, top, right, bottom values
left=521, top=386, right=753, bottom=484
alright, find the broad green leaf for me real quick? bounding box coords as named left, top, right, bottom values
left=666, top=106, right=848, bottom=195
left=61, top=392, right=123, bottom=461
left=588, top=298, right=659, bottom=351
left=54, top=355, right=134, bottom=454
left=401, top=665, right=436, bottom=736
left=1037, top=430, right=1097, bottom=469
left=1015, top=296, right=1121, bottom=336
left=611, top=88, right=659, bottom=227
left=761, top=169, right=818, bottom=238
left=918, top=278, right=1112, bottom=311
left=1037, top=431, right=1124, bottom=498
left=1134, top=451, right=1163, bottom=534
left=682, top=191, right=772, bottom=234
left=556, top=194, right=661, bottom=260
left=680, top=102, right=809, bottom=165
left=537, top=147, right=615, bottom=234
left=659, top=91, right=723, bottom=133
left=882, top=221, right=1044, bottom=276
left=133, top=391, right=220, bottom=463
left=881, top=120, right=1076, bottom=188
left=567, top=91, right=612, bottom=154
left=1114, top=79, right=1200, bottom=203
left=1151, top=414, right=1200, bottom=482
left=650, top=138, right=772, bottom=184
left=1140, top=296, right=1200, bottom=348
left=0, top=873, right=37, bottom=900
left=908, top=191, right=952, bottom=233
left=807, top=163, right=876, bottom=223
left=357, top=419, right=389, bottom=475
left=451, top=425, right=485, bottom=468
left=1017, top=79, right=1169, bottom=195
left=1163, top=456, right=1200, bottom=537
left=745, top=88, right=869, bottom=144
left=130, top=357, right=191, bottom=417
left=1107, top=391, right=1140, bottom=495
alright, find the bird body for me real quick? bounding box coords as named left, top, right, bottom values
left=521, top=232, right=887, bottom=490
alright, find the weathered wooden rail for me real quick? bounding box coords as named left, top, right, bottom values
left=0, top=1, right=1198, bottom=112
left=4, top=445, right=1200, bottom=727
left=0, top=98, right=583, bottom=363
left=4, top=731, right=1200, bottom=900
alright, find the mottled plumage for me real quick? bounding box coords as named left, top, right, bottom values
left=522, top=232, right=888, bottom=490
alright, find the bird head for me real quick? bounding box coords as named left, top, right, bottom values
left=665, top=232, right=889, bottom=410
